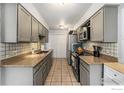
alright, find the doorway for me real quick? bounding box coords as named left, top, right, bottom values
left=49, top=33, right=67, bottom=58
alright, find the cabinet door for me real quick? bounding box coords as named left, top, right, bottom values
left=38, top=23, right=43, bottom=35
left=41, top=27, right=45, bottom=36
left=32, top=17, right=39, bottom=42
left=38, top=23, right=43, bottom=42
left=80, top=65, right=88, bottom=85
left=18, top=5, right=31, bottom=42
left=45, top=29, right=48, bottom=43
left=40, top=26, right=45, bottom=43
left=33, top=66, right=43, bottom=85
left=77, top=27, right=81, bottom=42
left=90, top=9, right=103, bottom=41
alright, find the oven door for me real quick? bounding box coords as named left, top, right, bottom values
left=71, top=53, right=80, bottom=82
left=71, top=55, right=76, bottom=70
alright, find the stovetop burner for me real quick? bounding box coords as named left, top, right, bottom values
left=73, top=51, right=92, bottom=57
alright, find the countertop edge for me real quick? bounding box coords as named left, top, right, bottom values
left=104, top=63, right=124, bottom=74
left=1, top=49, right=53, bottom=68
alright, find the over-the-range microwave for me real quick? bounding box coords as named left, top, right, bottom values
left=79, top=27, right=90, bottom=41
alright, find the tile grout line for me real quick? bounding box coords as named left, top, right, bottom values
left=50, top=58, right=57, bottom=85
left=45, top=58, right=80, bottom=86
left=67, top=61, right=73, bottom=85
left=61, top=59, right=62, bottom=86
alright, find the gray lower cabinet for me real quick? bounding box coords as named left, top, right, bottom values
left=1, top=52, right=53, bottom=85
left=33, top=53, right=53, bottom=85
left=80, top=60, right=103, bottom=85
left=80, top=64, right=89, bottom=85
left=33, top=66, right=43, bottom=85
left=90, top=5, right=118, bottom=42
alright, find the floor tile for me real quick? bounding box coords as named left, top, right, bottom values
left=44, top=81, right=51, bottom=85
left=53, top=72, right=61, bottom=75
left=62, top=76, right=71, bottom=81
left=62, top=82, right=72, bottom=85
left=70, top=77, right=77, bottom=82
left=62, top=72, right=69, bottom=75
left=45, top=76, right=52, bottom=82
left=44, top=58, right=80, bottom=86
left=72, top=82, right=81, bottom=86
left=48, top=72, right=54, bottom=75
left=52, top=77, right=61, bottom=82
left=52, top=74, right=61, bottom=77
left=51, top=81, right=61, bottom=85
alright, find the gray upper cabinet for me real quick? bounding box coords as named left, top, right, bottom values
left=39, top=26, right=49, bottom=43
left=42, top=27, right=45, bottom=36
left=1, top=4, right=31, bottom=43
left=18, top=5, right=31, bottom=42
left=45, top=29, right=48, bottom=43
left=1, top=4, right=18, bottom=43
left=31, top=17, right=39, bottom=42
left=1, top=3, right=48, bottom=43
left=76, top=27, right=81, bottom=42
left=90, top=5, right=118, bottom=42
left=90, top=9, right=103, bottom=41
left=38, top=23, right=43, bottom=36
left=42, top=27, right=46, bottom=43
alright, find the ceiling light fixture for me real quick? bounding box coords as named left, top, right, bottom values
left=58, top=3, right=64, bottom=6
left=59, top=25, right=64, bottom=29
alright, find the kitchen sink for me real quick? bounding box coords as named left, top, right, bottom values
left=36, top=50, right=49, bottom=54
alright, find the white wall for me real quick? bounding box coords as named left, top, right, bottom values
left=118, top=4, right=124, bottom=64
left=0, top=4, right=1, bottom=85
left=74, top=3, right=105, bottom=30
left=47, top=29, right=69, bottom=58
left=0, top=4, right=1, bottom=42
left=21, top=3, right=49, bottom=29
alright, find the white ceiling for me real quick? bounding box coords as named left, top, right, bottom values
left=33, top=3, right=92, bottom=30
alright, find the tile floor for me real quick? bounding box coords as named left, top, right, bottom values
left=44, top=58, right=81, bottom=86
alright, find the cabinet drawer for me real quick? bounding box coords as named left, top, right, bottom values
left=104, top=73, right=118, bottom=85
left=33, top=62, right=43, bottom=74
left=104, top=65, right=124, bottom=85
left=80, top=60, right=90, bottom=71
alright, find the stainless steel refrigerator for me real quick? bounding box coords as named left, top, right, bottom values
left=66, top=31, right=78, bottom=65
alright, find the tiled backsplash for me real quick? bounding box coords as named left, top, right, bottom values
left=83, top=41, right=118, bottom=57
left=0, top=43, right=40, bottom=60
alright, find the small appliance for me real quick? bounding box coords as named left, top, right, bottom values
left=93, top=46, right=101, bottom=57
